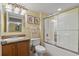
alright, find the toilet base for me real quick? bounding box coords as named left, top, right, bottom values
left=36, top=52, right=45, bottom=56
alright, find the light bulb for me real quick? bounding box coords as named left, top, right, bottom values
left=21, top=9, right=26, bottom=15
left=57, top=8, right=62, bottom=11
left=14, top=7, right=20, bottom=14
left=6, top=4, right=13, bottom=12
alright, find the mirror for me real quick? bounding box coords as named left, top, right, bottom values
left=8, top=17, right=22, bottom=32
left=4, top=12, right=25, bottom=32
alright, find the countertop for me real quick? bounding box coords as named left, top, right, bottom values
left=0, top=37, right=30, bottom=45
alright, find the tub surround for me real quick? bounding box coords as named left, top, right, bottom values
left=44, top=42, right=78, bottom=56
left=43, top=7, right=79, bottom=56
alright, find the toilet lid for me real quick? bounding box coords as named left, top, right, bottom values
left=35, top=45, right=46, bottom=52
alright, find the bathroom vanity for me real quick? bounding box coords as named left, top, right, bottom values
left=0, top=7, right=30, bottom=56
left=0, top=34, right=30, bottom=56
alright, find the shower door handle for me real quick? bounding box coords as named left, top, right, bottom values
left=54, top=32, right=57, bottom=42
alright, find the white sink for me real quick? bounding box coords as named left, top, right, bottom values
left=3, top=37, right=25, bottom=43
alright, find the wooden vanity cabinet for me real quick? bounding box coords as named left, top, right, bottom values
left=2, top=40, right=30, bottom=56
left=2, top=43, right=16, bottom=56
left=17, top=40, right=30, bottom=56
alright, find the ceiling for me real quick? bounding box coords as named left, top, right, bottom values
left=20, top=3, right=79, bottom=15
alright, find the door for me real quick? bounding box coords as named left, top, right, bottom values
left=2, top=43, right=16, bottom=56
left=56, top=8, right=79, bottom=52
left=44, top=18, right=50, bottom=42
left=17, top=40, right=30, bottom=56
left=44, top=17, right=57, bottom=44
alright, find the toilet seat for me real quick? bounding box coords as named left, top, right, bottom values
left=35, top=45, right=46, bottom=53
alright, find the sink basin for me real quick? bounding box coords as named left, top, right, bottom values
left=2, top=37, right=25, bottom=43
left=0, top=39, right=7, bottom=45
left=0, top=37, right=28, bottom=45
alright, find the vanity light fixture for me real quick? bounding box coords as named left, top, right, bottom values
left=57, top=8, right=62, bottom=11
left=21, top=9, right=26, bottom=15
left=14, top=7, right=20, bottom=14
left=6, top=4, right=13, bottom=12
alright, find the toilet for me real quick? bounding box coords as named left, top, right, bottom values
left=31, top=38, right=46, bottom=56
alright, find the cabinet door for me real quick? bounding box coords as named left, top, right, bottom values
left=2, top=43, right=16, bottom=56
left=17, top=40, right=30, bottom=56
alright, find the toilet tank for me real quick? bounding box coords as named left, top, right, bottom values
left=31, top=38, right=40, bottom=46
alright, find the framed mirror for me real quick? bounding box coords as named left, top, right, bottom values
left=4, top=12, right=25, bottom=32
